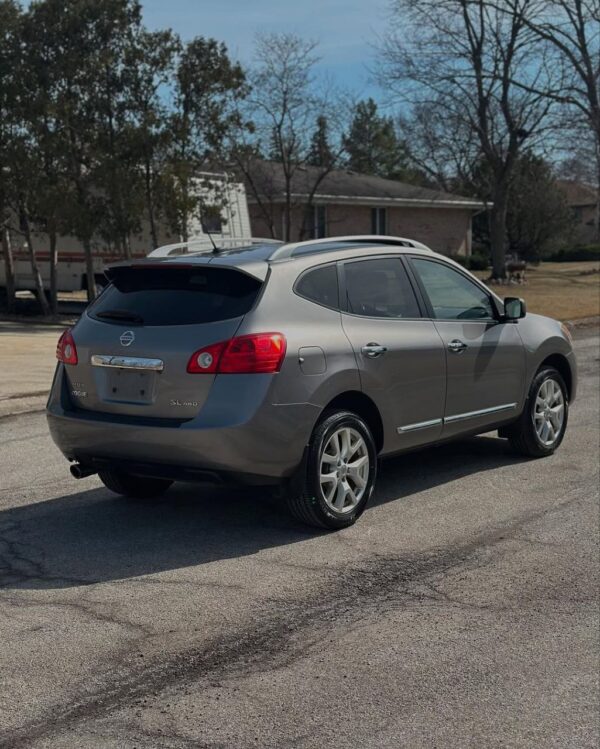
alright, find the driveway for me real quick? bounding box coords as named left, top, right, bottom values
left=0, top=333, right=598, bottom=748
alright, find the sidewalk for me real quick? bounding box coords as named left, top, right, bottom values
left=0, top=322, right=64, bottom=418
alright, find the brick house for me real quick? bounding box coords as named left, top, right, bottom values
left=244, top=160, right=487, bottom=256
left=557, top=179, right=599, bottom=244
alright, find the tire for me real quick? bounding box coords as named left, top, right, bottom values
left=505, top=366, right=569, bottom=458
left=98, top=468, right=173, bottom=499
left=284, top=410, right=378, bottom=530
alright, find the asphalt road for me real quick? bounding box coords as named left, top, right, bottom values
left=1, top=333, right=598, bottom=748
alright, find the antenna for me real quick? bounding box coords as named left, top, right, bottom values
left=202, top=228, right=220, bottom=254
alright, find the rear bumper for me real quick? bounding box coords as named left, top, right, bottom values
left=47, top=364, right=319, bottom=480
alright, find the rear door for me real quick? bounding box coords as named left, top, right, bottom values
left=339, top=256, right=446, bottom=451
left=409, top=256, right=526, bottom=438
left=66, top=264, right=263, bottom=420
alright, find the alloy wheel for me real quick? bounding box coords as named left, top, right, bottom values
left=533, top=378, right=565, bottom=447
left=319, top=426, right=370, bottom=514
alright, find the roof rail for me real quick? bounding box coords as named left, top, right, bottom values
left=148, top=236, right=280, bottom=258
left=269, top=235, right=433, bottom=261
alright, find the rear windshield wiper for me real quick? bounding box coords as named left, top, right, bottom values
left=95, top=309, right=144, bottom=324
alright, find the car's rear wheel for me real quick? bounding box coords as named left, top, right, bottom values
left=98, top=468, right=173, bottom=498
left=505, top=366, right=568, bottom=458
left=285, top=410, right=377, bottom=529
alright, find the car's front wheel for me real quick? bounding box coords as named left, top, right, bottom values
left=98, top=468, right=173, bottom=499
left=285, top=410, right=377, bottom=529
left=505, top=366, right=569, bottom=457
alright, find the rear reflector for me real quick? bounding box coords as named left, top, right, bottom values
left=187, top=341, right=227, bottom=374
left=188, top=333, right=286, bottom=374
left=56, top=329, right=78, bottom=365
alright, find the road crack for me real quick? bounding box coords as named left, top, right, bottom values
left=0, top=491, right=590, bottom=748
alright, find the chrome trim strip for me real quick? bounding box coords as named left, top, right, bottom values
left=397, top=403, right=518, bottom=434
left=91, top=355, right=164, bottom=372
left=444, top=402, right=517, bottom=424
left=397, top=418, right=442, bottom=434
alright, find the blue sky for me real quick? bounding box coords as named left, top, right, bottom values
left=140, top=0, right=389, bottom=100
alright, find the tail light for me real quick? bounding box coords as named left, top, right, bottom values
left=187, top=333, right=286, bottom=374
left=56, top=329, right=78, bottom=365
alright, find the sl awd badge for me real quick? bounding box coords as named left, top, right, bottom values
left=120, top=330, right=135, bottom=347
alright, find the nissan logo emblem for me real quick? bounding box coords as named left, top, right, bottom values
left=120, top=330, right=135, bottom=347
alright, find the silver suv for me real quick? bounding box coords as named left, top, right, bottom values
left=47, top=235, right=577, bottom=529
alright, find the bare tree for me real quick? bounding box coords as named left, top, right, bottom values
left=0, top=222, right=16, bottom=314
left=231, top=33, right=349, bottom=241
left=0, top=0, right=20, bottom=314
left=520, top=0, right=600, bottom=239
left=380, top=0, right=558, bottom=278
left=396, top=103, right=478, bottom=192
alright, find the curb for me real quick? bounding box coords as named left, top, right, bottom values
left=0, top=394, right=48, bottom=420
left=564, top=315, right=600, bottom=329
left=0, top=390, right=49, bottom=401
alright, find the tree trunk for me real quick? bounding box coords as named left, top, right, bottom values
left=49, top=229, right=58, bottom=316
left=22, top=210, right=50, bottom=316
left=489, top=185, right=509, bottom=280
left=83, top=236, right=97, bottom=303
left=299, top=201, right=313, bottom=241
left=1, top=224, right=16, bottom=314
left=181, top=205, right=188, bottom=242
left=181, top=175, right=189, bottom=242
left=123, top=233, right=132, bottom=260
left=284, top=180, right=292, bottom=242
left=148, top=201, right=158, bottom=248
left=595, top=145, right=600, bottom=241
left=144, top=158, right=159, bottom=249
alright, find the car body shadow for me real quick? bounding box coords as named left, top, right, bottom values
left=0, top=435, right=526, bottom=590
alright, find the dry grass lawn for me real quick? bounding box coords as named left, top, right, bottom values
left=475, top=261, right=600, bottom=320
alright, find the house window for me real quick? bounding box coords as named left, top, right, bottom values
left=371, top=207, right=387, bottom=235
left=311, top=205, right=327, bottom=239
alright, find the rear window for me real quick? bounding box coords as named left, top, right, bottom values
left=89, top=266, right=262, bottom=326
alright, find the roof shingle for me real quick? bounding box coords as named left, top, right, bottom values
left=243, top=160, right=486, bottom=210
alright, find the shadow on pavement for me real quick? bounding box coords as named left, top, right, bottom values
left=0, top=435, right=525, bottom=590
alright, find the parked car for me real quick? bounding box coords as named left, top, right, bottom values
left=47, top=235, right=577, bottom=529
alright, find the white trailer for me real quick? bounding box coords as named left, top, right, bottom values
left=0, top=174, right=252, bottom=295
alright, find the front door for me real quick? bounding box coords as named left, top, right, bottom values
left=409, top=256, right=526, bottom=438
left=340, top=256, right=447, bottom=452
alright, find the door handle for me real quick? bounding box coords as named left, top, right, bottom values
left=448, top=339, right=468, bottom=354
left=361, top=342, right=387, bottom=358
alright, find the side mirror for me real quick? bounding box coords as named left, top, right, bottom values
left=504, top=297, right=526, bottom=321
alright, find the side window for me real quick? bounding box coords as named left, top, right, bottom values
left=412, top=258, right=494, bottom=320
left=344, top=258, right=421, bottom=319
left=295, top=264, right=339, bottom=309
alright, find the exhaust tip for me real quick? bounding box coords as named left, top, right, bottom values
left=70, top=463, right=96, bottom=479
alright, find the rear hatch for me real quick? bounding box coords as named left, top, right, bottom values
left=65, top=263, right=263, bottom=420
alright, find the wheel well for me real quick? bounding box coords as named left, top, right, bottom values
left=323, top=391, right=384, bottom=452
left=539, top=354, right=572, bottom=400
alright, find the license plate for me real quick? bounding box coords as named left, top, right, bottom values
left=106, top=369, right=155, bottom=404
